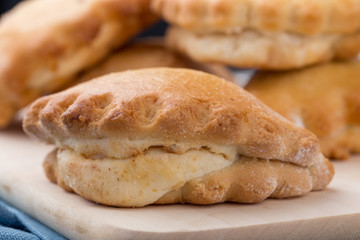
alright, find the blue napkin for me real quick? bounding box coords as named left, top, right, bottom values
left=0, top=199, right=66, bottom=240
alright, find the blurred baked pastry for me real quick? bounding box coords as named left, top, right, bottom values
left=247, top=60, right=360, bottom=159
left=152, top=0, right=360, bottom=70
left=0, top=0, right=157, bottom=128
left=23, top=68, right=333, bottom=207
left=73, top=38, right=233, bottom=85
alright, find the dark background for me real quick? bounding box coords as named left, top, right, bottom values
left=0, top=0, right=22, bottom=15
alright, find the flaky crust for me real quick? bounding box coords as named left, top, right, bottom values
left=73, top=38, right=233, bottom=85
left=24, top=68, right=322, bottom=168
left=0, top=0, right=157, bottom=128
left=44, top=149, right=333, bottom=206
left=152, top=0, right=360, bottom=35
left=246, top=60, right=360, bottom=159
left=166, top=27, right=360, bottom=70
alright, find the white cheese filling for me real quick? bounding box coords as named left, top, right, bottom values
left=58, top=138, right=238, bottom=160
left=57, top=147, right=237, bottom=207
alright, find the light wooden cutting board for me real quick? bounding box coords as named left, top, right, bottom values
left=1, top=124, right=360, bottom=240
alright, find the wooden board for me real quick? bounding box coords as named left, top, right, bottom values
left=1, top=124, right=360, bottom=240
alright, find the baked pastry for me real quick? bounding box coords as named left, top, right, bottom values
left=23, top=68, right=334, bottom=207
left=152, top=0, right=360, bottom=70
left=73, top=38, right=234, bottom=85
left=246, top=60, right=360, bottom=159
left=0, top=0, right=157, bottom=128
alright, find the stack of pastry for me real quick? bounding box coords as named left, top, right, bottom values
left=153, top=0, right=360, bottom=160
left=0, top=0, right=339, bottom=207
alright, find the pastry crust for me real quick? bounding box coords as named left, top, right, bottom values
left=0, top=0, right=157, bottom=128
left=246, top=60, right=360, bottom=159
left=155, top=0, right=360, bottom=69
left=24, top=68, right=320, bottom=167
left=152, top=0, right=360, bottom=35
left=156, top=155, right=333, bottom=205
left=44, top=148, right=333, bottom=207
left=165, top=26, right=360, bottom=70
left=73, top=38, right=233, bottom=85
left=23, top=68, right=333, bottom=206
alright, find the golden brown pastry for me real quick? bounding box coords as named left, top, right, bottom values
left=23, top=68, right=334, bottom=207
left=246, top=60, right=360, bottom=159
left=74, top=38, right=234, bottom=84
left=0, top=0, right=157, bottom=128
left=152, top=0, right=360, bottom=70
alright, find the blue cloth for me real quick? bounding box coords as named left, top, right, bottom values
left=0, top=199, right=66, bottom=240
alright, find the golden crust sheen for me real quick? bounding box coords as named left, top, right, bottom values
left=24, top=68, right=321, bottom=167
left=246, top=60, right=360, bottom=159
left=0, top=0, right=157, bottom=128
left=152, top=0, right=360, bottom=35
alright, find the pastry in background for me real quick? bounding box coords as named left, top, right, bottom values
left=152, top=0, right=360, bottom=70
left=23, top=68, right=333, bottom=207
left=73, top=38, right=233, bottom=85
left=246, top=60, right=360, bottom=159
left=0, top=0, right=157, bottom=128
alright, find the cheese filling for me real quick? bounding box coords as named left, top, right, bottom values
left=58, top=138, right=238, bottom=160
left=57, top=147, right=237, bottom=207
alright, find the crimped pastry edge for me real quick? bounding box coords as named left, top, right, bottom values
left=166, top=27, right=360, bottom=70
left=152, top=0, right=360, bottom=35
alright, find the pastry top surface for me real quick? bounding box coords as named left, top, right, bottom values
left=152, top=0, right=360, bottom=35
left=24, top=68, right=321, bottom=167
